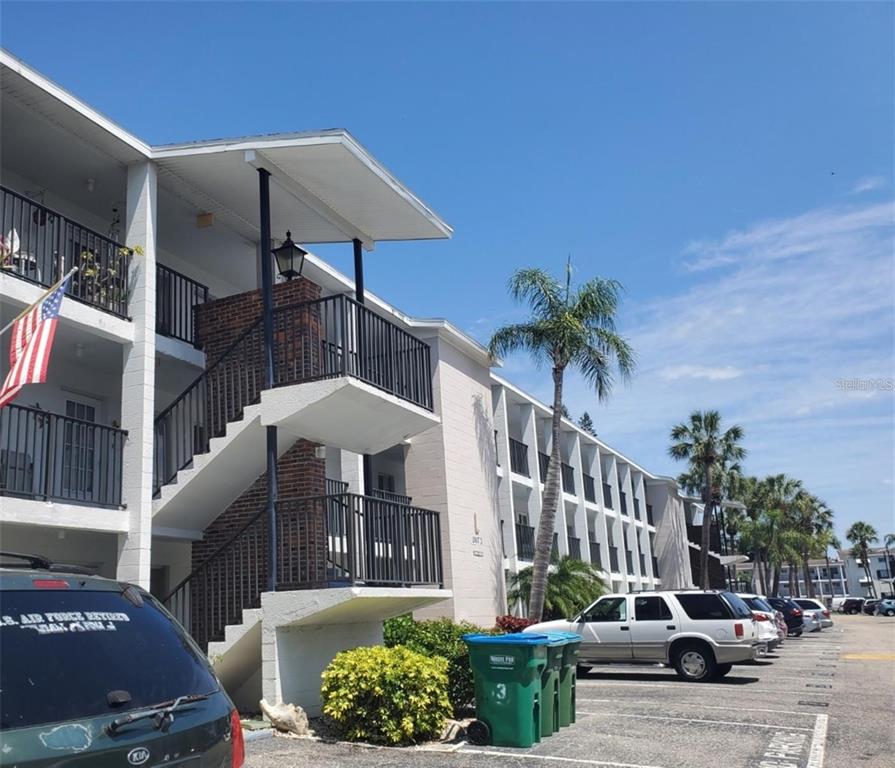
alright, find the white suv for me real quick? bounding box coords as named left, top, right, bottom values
left=526, top=590, right=760, bottom=682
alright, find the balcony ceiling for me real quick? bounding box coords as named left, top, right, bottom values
left=152, top=133, right=452, bottom=249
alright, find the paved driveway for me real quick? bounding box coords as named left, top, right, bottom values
left=246, top=613, right=894, bottom=768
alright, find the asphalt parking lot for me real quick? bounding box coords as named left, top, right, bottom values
left=246, top=614, right=895, bottom=768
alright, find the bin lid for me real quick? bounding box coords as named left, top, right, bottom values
left=463, top=632, right=551, bottom=646
left=545, top=631, right=582, bottom=644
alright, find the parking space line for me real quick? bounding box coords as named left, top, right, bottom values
left=578, top=702, right=818, bottom=717
left=458, top=748, right=666, bottom=768
left=578, top=682, right=832, bottom=695
left=807, top=714, right=828, bottom=768
left=578, top=712, right=815, bottom=732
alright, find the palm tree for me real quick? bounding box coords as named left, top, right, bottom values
left=578, top=412, right=596, bottom=436
left=790, top=492, right=833, bottom=598
left=507, top=554, right=607, bottom=620
left=668, top=411, right=746, bottom=589
left=728, top=474, right=766, bottom=592
left=489, top=265, right=634, bottom=620
left=846, top=522, right=880, bottom=597
left=760, top=474, right=803, bottom=595
left=818, top=531, right=841, bottom=602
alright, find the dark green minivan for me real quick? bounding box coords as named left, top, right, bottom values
left=0, top=554, right=245, bottom=767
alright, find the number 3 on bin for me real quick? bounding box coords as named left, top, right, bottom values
left=495, top=683, right=507, bottom=701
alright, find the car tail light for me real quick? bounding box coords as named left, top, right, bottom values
left=734, top=623, right=744, bottom=638
left=792, top=608, right=802, bottom=616
left=230, top=709, right=244, bottom=768
left=823, top=609, right=830, bottom=617
left=32, top=579, right=69, bottom=589
left=754, top=613, right=769, bottom=622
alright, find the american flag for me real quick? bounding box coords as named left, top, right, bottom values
left=0, top=276, right=70, bottom=408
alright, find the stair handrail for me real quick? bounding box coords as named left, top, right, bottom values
left=161, top=505, right=266, bottom=606
left=154, top=315, right=264, bottom=427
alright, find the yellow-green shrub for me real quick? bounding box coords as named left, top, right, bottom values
left=320, top=645, right=451, bottom=745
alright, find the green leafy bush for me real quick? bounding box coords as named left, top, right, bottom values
left=320, top=645, right=450, bottom=745
left=383, top=615, right=492, bottom=713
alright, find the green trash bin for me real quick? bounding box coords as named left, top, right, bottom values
left=463, top=633, right=550, bottom=747
left=539, top=634, right=565, bottom=737
left=549, top=631, right=582, bottom=727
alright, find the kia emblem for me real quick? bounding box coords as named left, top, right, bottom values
left=127, top=747, right=150, bottom=766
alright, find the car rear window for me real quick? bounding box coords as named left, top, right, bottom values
left=795, top=599, right=820, bottom=610
left=743, top=596, right=773, bottom=613
left=674, top=593, right=732, bottom=620
left=720, top=591, right=754, bottom=619
left=0, top=589, right=218, bottom=730
left=634, top=596, right=673, bottom=621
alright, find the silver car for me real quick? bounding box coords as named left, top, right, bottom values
left=793, top=598, right=834, bottom=628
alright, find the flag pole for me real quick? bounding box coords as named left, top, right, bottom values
left=0, top=266, right=79, bottom=339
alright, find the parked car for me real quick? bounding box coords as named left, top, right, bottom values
left=874, top=598, right=895, bottom=617
left=526, top=589, right=761, bottom=682
left=764, top=596, right=805, bottom=636
left=793, top=598, right=834, bottom=628
left=801, top=609, right=823, bottom=632
left=831, top=596, right=850, bottom=613
left=737, top=593, right=784, bottom=649
left=862, top=599, right=881, bottom=615
left=0, top=552, right=245, bottom=768
left=840, top=597, right=866, bottom=615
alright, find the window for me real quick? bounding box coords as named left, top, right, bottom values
left=583, top=597, right=626, bottom=623
left=722, top=591, right=757, bottom=619
left=63, top=398, right=97, bottom=499
left=634, top=596, right=672, bottom=621
left=675, top=593, right=731, bottom=620
left=744, top=596, right=773, bottom=613
left=377, top=473, right=395, bottom=493
left=0, top=589, right=218, bottom=730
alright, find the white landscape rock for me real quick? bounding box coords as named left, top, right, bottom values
left=259, top=699, right=310, bottom=736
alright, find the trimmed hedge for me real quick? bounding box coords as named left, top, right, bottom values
left=320, top=645, right=450, bottom=745
left=383, top=615, right=492, bottom=713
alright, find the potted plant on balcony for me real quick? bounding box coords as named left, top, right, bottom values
left=78, top=245, right=142, bottom=311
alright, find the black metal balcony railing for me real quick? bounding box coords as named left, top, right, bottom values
left=609, top=546, right=620, bottom=572
left=568, top=536, right=582, bottom=561
left=620, top=491, right=628, bottom=516
left=1, top=185, right=131, bottom=317
left=602, top=482, right=612, bottom=508
left=646, top=504, right=655, bottom=526
left=538, top=452, right=550, bottom=483
left=583, top=474, right=596, bottom=503
left=509, top=438, right=530, bottom=477
left=589, top=541, right=602, bottom=569
left=516, top=523, right=535, bottom=561
left=156, top=263, right=209, bottom=345
left=626, top=550, right=635, bottom=575
left=164, top=492, right=442, bottom=650
left=652, top=556, right=660, bottom=578
left=326, top=478, right=349, bottom=495
left=561, top=463, right=575, bottom=495
left=0, top=403, right=126, bottom=508
left=153, top=295, right=433, bottom=496
left=370, top=488, right=413, bottom=506
left=633, top=498, right=641, bottom=520
left=639, top=553, right=646, bottom=574
left=494, top=430, right=500, bottom=467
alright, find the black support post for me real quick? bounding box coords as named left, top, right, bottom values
left=354, top=238, right=373, bottom=495
left=259, top=168, right=278, bottom=592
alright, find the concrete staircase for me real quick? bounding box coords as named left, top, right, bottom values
left=207, top=608, right=263, bottom=713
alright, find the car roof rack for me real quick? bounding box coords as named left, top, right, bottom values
left=625, top=587, right=721, bottom=595
left=0, top=551, right=96, bottom=575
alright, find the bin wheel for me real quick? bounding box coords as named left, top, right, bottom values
left=466, top=719, right=490, bottom=746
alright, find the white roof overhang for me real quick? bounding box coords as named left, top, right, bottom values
left=152, top=134, right=452, bottom=249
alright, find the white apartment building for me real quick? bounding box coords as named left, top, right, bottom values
left=839, top=547, right=894, bottom=598
left=0, top=50, right=695, bottom=714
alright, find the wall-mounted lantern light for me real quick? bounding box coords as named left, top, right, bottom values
left=272, top=231, right=307, bottom=280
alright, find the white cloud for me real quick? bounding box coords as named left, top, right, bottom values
left=537, top=198, right=895, bottom=540
left=659, top=364, right=745, bottom=382
left=851, top=176, right=887, bottom=195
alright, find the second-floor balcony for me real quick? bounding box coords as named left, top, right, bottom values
left=509, top=438, right=530, bottom=477
left=589, top=540, right=602, bottom=569
left=602, top=482, right=612, bottom=508
left=156, top=263, right=209, bottom=346
left=0, top=403, right=126, bottom=508
left=568, top=535, right=582, bottom=561
left=1, top=185, right=131, bottom=318
left=609, top=545, right=620, bottom=572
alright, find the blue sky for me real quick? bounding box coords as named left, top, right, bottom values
left=3, top=2, right=893, bottom=543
